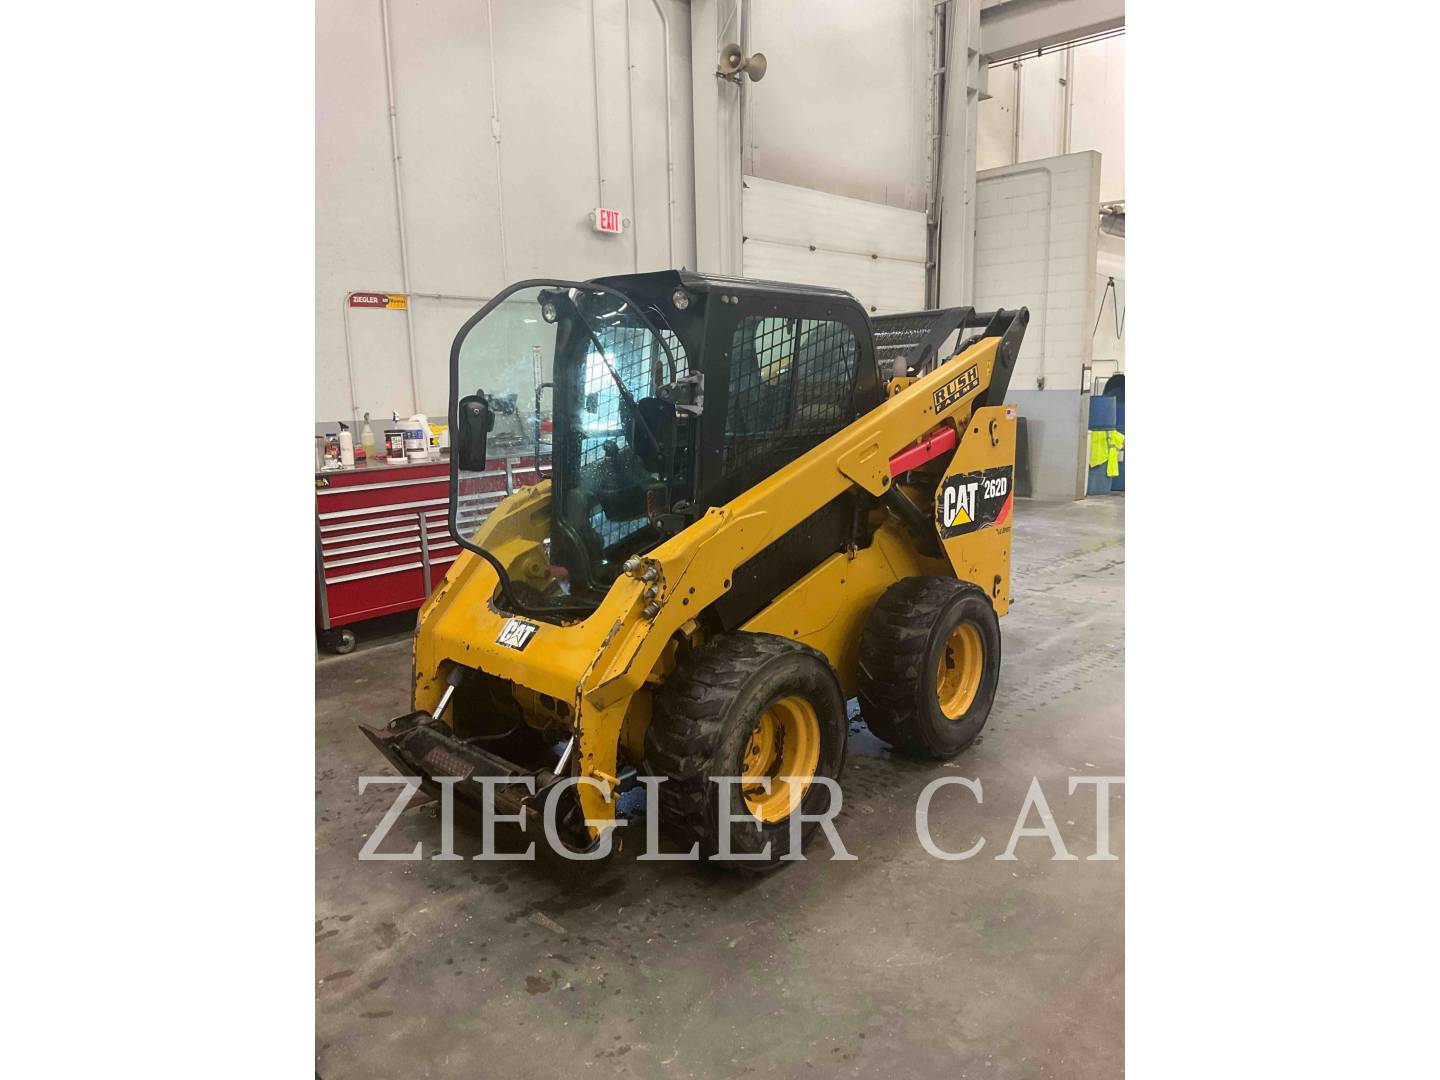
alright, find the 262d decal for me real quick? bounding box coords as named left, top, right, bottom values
left=936, top=466, right=1014, bottom=539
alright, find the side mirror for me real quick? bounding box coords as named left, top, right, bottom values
left=457, top=390, right=495, bottom=471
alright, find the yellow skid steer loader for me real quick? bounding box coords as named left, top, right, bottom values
left=361, top=271, right=1027, bottom=870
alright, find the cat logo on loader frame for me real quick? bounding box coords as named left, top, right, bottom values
left=937, top=466, right=1013, bottom=539
left=495, top=617, right=539, bottom=651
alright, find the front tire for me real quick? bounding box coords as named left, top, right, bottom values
left=857, top=577, right=1001, bottom=759
left=645, top=633, right=848, bottom=871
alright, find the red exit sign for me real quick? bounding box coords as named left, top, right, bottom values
left=592, top=207, right=624, bottom=234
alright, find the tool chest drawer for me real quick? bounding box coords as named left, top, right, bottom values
left=315, top=454, right=550, bottom=635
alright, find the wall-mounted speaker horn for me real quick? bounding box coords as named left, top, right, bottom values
left=742, top=51, right=766, bottom=82
left=718, top=42, right=745, bottom=75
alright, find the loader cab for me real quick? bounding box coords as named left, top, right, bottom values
left=448, top=270, right=883, bottom=621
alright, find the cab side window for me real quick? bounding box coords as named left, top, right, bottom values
left=723, top=315, right=858, bottom=476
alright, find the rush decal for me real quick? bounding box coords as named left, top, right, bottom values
left=932, top=363, right=981, bottom=413
left=937, top=466, right=1013, bottom=539
left=496, top=617, right=540, bottom=651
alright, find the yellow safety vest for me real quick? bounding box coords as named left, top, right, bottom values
left=1088, top=429, right=1126, bottom=478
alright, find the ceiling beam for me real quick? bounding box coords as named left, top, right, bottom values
left=979, top=0, right=1124, bottom=63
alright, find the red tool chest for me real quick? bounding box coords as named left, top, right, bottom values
left=314, top=452, right=550, bottom=652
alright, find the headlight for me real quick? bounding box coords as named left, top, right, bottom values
left=671, top=288, right=690, bottom=311
left=540, top=299, right=559, bottom=323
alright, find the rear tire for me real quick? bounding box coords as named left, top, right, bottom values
left=645, top=633, right=847, bottom=872
left=857, top=577, right=1001, bottom=759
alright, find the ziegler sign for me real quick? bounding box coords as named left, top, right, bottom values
left=349, top=292, right=408, bottom=310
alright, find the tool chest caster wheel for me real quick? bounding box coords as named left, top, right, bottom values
left=320, top=627, right=356, bottom=655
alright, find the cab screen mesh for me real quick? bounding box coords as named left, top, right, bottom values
left=723, top=317, right=857, bottom=477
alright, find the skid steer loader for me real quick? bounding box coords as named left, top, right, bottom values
left=361, top=270, right=1027, bottom=869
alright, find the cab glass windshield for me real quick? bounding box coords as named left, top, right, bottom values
left=452, top=283, right=684, bottom=614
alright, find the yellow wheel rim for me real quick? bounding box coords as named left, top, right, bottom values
left=936, top=622, right=984, bottom=719
left=741, top=694, right=821, bottom=823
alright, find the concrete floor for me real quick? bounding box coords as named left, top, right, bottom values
left=316, top=495, right=1124, bottom=1079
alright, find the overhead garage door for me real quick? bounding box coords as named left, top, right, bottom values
left=741, top=176, right=926, bottom=315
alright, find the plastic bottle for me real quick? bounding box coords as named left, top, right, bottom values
left=338, top=421, right=355, bottom=467
left=361, top=412, right=376, bottom=457
left=405, top=414, right=430, bottom=461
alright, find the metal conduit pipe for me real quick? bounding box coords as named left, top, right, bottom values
left=923, top=0, right=950, bottom=308
left=590, top=0, right=607, bottom=206
left=624, top=0, right=641, bottom=272
left=739, top=0, right=751, bottom=176
left=1010, top=60, right=1022, bottom=164
left=647, top=0, right=676, bottom=266
left=484, top=0, right=510, bottom=283
left=379, top=0, right=423, bottom=414
left=406, top=290, right=494, bottom=304
left=1061, top=47, right=1075, bottom=155
left=341, top=291, right=361, bottom=425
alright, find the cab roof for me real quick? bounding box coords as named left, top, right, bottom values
left=591, top=268, right=862, bottom=307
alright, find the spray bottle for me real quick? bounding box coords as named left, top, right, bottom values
left=361, top=412, right=376, bottom=459
left=338, top=421, right=355, bottom=468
